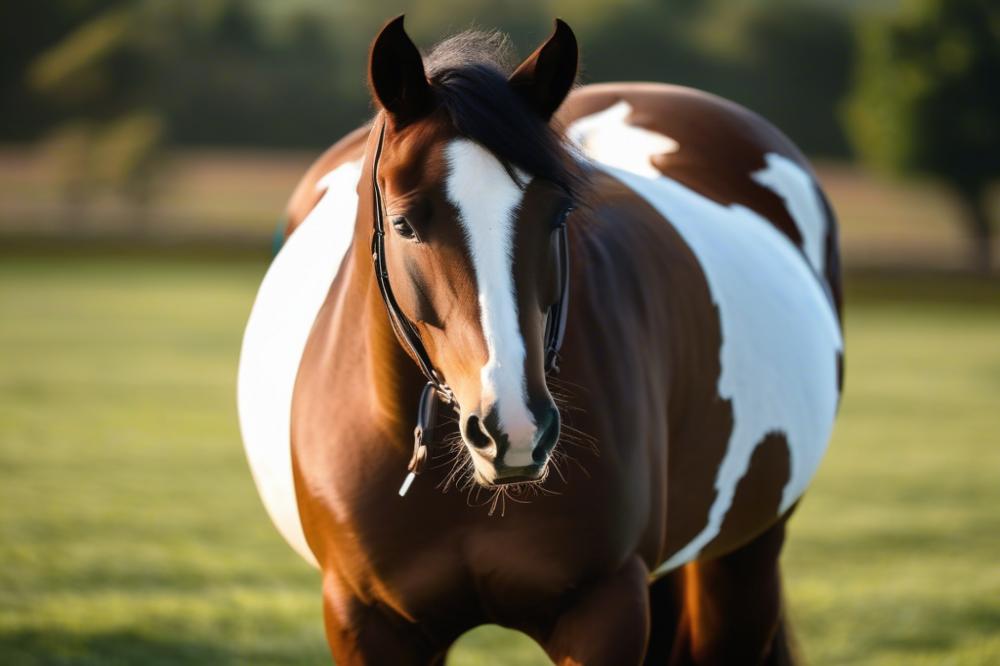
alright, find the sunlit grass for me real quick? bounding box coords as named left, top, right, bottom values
left=785, top=275, right=1000, bottom=666
left=1, top=256, right=997, bottom=664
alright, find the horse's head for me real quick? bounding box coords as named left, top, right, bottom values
left=365, top=17, right=580, bottom=486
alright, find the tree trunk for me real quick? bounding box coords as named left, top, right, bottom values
left=959, top=186, right=993, bottom=274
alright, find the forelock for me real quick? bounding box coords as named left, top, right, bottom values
left=415, top=30, right=585, bottom=198
left=424, top=30, right=517, bottom=76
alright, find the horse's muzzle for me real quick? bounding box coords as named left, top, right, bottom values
left=462, top=402, right=560, bottom=486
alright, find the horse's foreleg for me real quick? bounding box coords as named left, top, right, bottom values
left=321, top=575, right=446, bottom=666
left=538, top=555, right=651, bottom=666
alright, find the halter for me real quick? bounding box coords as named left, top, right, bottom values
left=369, top=121, right=570, bottom=496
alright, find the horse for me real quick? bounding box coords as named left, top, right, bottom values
left=238, top=16, right=843, bottom=666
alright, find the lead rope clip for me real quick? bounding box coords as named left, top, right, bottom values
left=398, top=382, right=439, bottom=497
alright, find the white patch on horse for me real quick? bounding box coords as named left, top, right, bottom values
left=444, top=139, right=537, bottom=467
left=237, top=158, right=361, bottom=568
left=752, top=153, right=828, bottom=275
left=566, top=100, right=678, bottom=178
left=570, top=105, right=842, bottom=575
left=607, top=165, right=842, bottom=575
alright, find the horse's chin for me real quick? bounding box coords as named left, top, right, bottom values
left=464, top=442, right=550, bottom=488
left=472, top=462, right=550, bottom=488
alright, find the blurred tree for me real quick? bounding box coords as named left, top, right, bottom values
left=28, top=4, right=163, bottom=222
left=93, top=111, right=166, bottom=227
left=0, top=1, right=124, bottom=139
left=40, top=120, right=99, bottom=228
left=741, top=2, right=855, bottom=156
left=9, top=0, right=860, bottom=160
left=845, top=0, right=1000, bottom=271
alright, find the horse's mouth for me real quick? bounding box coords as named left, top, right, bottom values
left=478, top=462, right=549, bottom=487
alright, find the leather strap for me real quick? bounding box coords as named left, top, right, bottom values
left=370, top=123, right=454, bottom=404
left=543, top=220, right=570, bottom=373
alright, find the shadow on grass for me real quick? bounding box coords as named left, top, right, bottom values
left=0, top=629, right=243, bottom=666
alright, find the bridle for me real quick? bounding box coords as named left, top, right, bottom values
left=368, top=120, right=571, bottom=496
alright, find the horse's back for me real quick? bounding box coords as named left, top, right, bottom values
left=559, top=82, right=841, bottom=314
left=561, top=83, right=843, bottom=574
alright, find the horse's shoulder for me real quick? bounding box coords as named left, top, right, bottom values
left=285, top=124, right=370, bottom=237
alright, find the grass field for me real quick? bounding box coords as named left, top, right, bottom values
left=1, top=254, right=998, bottom=665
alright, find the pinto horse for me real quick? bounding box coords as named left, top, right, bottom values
left=238, top=16, right=843, bottom=666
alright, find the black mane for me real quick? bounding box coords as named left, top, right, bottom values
left=422, top=30, right=583, bottom=197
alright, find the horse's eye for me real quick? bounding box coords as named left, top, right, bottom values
left=391, top=216, right=417, bottom=240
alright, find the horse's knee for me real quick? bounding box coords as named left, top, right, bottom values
left=540, top=556, right=651, bottom=666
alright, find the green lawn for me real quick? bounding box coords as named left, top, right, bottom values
left=1, top=255, right=998, bottom=665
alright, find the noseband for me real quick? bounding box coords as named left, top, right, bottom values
left=368, top=121, right=570, bottom=495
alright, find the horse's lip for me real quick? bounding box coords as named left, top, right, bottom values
left=490, top=463, right=546, bottom=485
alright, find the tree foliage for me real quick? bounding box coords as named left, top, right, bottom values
left=6, top=0, right=859, bottom=156
left=846, top=0, right=999, bottom=268
left=847, top=0, right=999, bottom=191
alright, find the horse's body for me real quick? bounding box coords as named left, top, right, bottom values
left=239, top=22, right=842, bottom=665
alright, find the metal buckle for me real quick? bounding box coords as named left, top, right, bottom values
left=398, top=382, right=439, bottom=496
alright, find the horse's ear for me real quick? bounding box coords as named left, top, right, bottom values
left=509, top=19, right=578, bottom=120
left=368, top=15, right=433, bottom=125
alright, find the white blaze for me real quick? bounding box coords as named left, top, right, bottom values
left=444, top=139, right=537, bottom=466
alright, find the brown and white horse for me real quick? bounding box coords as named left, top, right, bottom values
left=238, top=16, right=843, bottom=665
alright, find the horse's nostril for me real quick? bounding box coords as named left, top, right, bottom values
left=464, top=414, right=493, bottom=450
left=532, top=407, right=560, bottom=464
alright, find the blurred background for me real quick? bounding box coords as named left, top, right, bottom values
left=1, top=1, right=997, bottom=664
